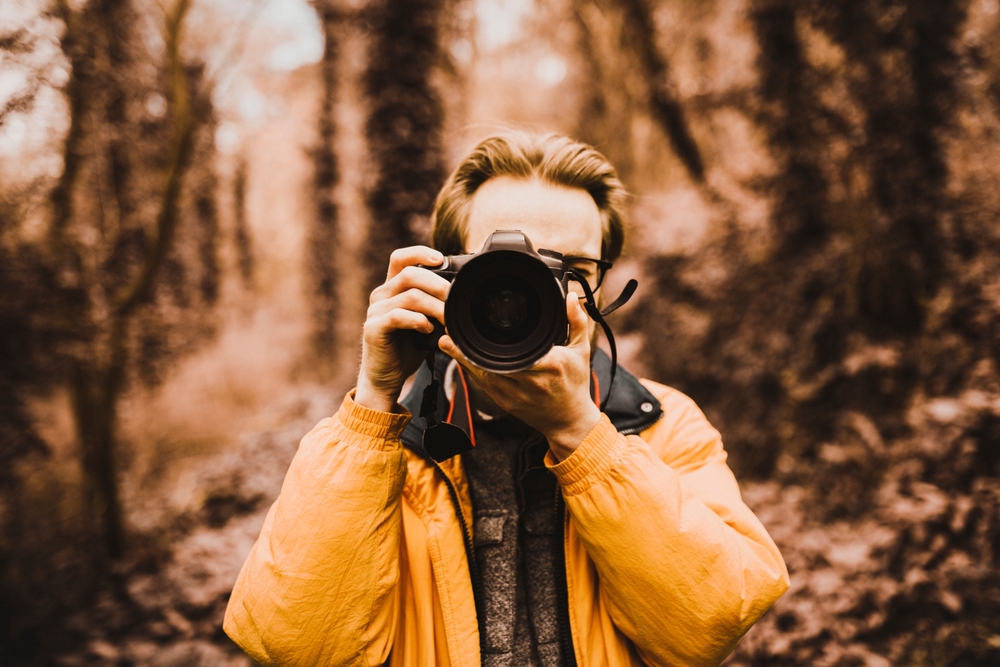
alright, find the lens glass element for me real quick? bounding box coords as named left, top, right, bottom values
left=471, top=274, right=541, bottom=345
left=445, top=246, right=567, bottom=373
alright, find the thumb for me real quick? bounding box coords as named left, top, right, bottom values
left=566, top=290, right=591, bottom=350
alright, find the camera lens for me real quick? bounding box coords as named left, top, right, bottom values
left=471, top=276, right=540, bottom=345
left=445, top=249, right=566, bottom=373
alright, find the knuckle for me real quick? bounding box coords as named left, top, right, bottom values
left=399, top=265, right=421, bottom=281
left=398, top=287, right=417, bottom=304
left=406, top=287, right=429, bottom=308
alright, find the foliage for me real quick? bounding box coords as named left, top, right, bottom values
left=618, top=0, right=1000, bottom=663
left=728, top=389, right=1000, bottom=666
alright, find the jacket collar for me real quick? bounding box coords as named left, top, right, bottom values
left=400, top=349, right=663, bottom=457
left=590, top=347, right=664, bottom=435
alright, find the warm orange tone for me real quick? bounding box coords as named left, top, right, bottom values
left=224, top=381, right=789, bottom=666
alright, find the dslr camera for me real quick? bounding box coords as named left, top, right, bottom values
left=418, top=230, right=579, bottom=373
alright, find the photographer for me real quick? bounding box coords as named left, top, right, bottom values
left=224, top=133, right=788, bottom=667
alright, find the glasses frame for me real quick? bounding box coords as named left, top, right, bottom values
left=562, top=255, right=614, bottom=289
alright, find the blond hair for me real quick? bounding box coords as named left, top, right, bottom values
left=431, top=133, right=627, bottom=261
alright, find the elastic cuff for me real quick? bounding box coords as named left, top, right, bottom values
left=337, top=390, right=412, bottom=444
left=546, top=415, right=625, bottom=496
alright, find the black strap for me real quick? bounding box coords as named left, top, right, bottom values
left=419, top=353, right=475, bottom=461
left=566, top=271, right=637, bottom=406
left=601, top=279, right=637, bottom=317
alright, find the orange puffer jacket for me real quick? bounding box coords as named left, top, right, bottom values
left=224, top=361, right=788, bottom=667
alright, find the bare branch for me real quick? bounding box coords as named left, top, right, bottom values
left=0, top=28, right=31, bottom=53
left=619, top=0, right=705, bottom=182
left=114, top=0, right=196, bottom=315
left=0, top=86, right=39, bottom=127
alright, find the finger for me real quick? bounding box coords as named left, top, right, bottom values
left=566, top=289, right=591, bottom=350
left=438, top=335, right=514, bottom=389
left=365, top=309, right=436, bottom=341
left=367, top=287, right=445, bottom=325
left=386, top=246, right=444, bottom=281
left=372, top=264, right=451, bottom=304
left=438, top=334, right=475, bottom=371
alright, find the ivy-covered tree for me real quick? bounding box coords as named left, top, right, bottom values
left=572, top=0, right=703, bottom=185
left=631, top=0, right=973, bottom=478
left=307, top=0, right=344, bottom=372
left=0, top=0, right=219, bottom=561
left=362, top=0, right=447, bottom=297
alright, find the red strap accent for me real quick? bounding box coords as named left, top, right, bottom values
left=445, top=379, right=457, bottom=423
left=591, top=370, right=601, bottom=410
left=447, top=365, right=477, bottom=447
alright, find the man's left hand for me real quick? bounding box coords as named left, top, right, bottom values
left=438, top=289, right=602, bottom=461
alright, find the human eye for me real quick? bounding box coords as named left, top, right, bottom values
left=566, top=260, right=591, bottom=274
left=565, top=259, right=598, bottom=283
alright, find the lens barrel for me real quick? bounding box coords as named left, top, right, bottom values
left=445, top=248, right=567, bottom=373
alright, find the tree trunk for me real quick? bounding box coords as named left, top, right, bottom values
left=49, top=0, right=88, bottom=268
left=572, top=0, right=637, bottom=184
left=233, top=158, right=255, bottom=290
left=750, top=0, right=830, bottom=252
left=308, top=1, right=343, bottom=371
left=71, top=356, right=126, bottom=558
left=362, top=0, right=446, bottom=297
left=55, top=0, right=198, bottom=560
left=816, top=0, right=966, bottom=333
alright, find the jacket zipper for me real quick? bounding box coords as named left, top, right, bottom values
left=618, top=411, right=664, bottom=437
left=408, top=448, right=489, bottom=660
left=550, top=414, right=662, bottom=667
left=554, top=488, right=579, bottom=667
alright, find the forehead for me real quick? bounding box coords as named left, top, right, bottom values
left=463, top=176, right=603, bottom=257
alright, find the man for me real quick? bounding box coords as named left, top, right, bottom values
left=224, top=133, right=788, bottom=667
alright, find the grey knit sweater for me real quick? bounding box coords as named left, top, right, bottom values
left=462, top=413, right=566, bottom=667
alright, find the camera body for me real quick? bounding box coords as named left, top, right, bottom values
left=418, top=230, right=571, bottom=373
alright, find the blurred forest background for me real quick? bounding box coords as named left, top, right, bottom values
left=2, top=0, right=1000, bottom=664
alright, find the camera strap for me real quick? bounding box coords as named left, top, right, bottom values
left=419, top=353, right=476, bottom=461
left=567, top=271, right=638, bottom=405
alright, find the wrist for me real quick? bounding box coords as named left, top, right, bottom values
left=545, top=406, right=602, bottom=462
left=354, top=377, right=399, bottom=414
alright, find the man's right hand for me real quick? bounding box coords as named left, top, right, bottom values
left=354, top=246, right=451, bottom=413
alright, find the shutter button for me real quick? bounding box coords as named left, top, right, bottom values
left=640, top=402, right=653, bottom=413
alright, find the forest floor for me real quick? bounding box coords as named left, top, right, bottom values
left=726, top=388, right=1000, bottom=667
left=47, top=386, right=339, bottom=667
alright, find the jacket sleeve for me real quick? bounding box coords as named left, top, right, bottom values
left=223, top=392, right=410, bottom=667
left=547, top=383, right=789, bottom=667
